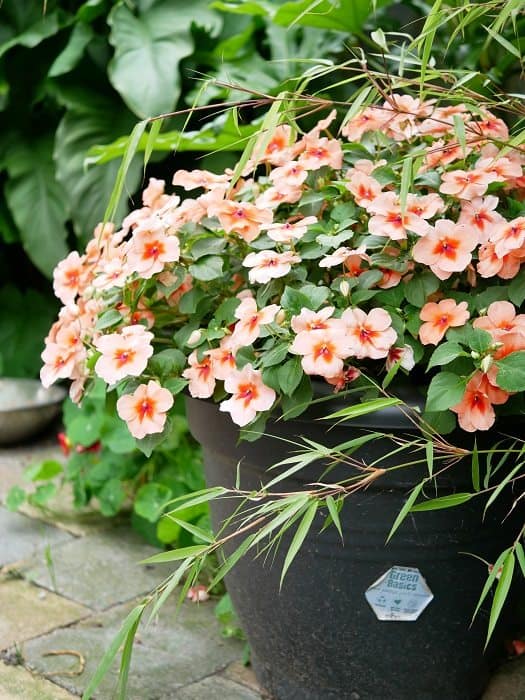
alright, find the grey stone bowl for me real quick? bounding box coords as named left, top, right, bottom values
left=0, top=378, right=67, bottom=445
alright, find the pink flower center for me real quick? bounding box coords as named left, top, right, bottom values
left=313, top=342, right=335, bottom=361
left=115, top=349, right=135, bottom=367
left=136, top=398, right=155, bottom=420
left=143, top=241, right=164, bottom=260
left=238, top=383, right=258, bottom=406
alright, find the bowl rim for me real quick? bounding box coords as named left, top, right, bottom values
left=0, top=378, right=67, bottom=414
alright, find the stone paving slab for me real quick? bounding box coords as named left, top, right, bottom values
left=0, top=662, right=77, bottom=699
left=22, top=527, right=168, bottom=610
left=175, top=674, right=261, bottom=699
left=0, top=579, right=90, bottom=651
left=483, top=656, right=525, bottom=699
left=22, top=597, right=248, bottom=699
left=0, top=507, right=73, bottom=567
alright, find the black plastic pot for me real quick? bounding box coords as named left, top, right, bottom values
left=185, top=389, right=521, bottom=700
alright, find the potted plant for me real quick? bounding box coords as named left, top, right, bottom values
left=41, top=87, right=525, bottom=699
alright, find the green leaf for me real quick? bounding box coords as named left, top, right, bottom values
left=281, top=287, right=311, bottom=314
left=162, top=516, right=214, bottom=544
left=54, top=101, right=142, bottom=241
left=325, top=495, right=343, bottom=541
left=495, top=351, right=525, bottom=391
left=426, top=372, right=466, bottom=412
left=324, top=397, right=403, bottom=421
left=149, top=349, right=186, bottom=376
left=189, top=255, right=224, bottom=281
left=5, top=485, right=26, bottom=511
left=48, top=22, right=94, bottom=78
left=0, top=11, right=65, bottom=59
left=82, top=603, right=147, bottom=700
left=486, top=552, right=515, bottom=648
left=410, top=492, right=473, bottom=512
left=484, top=460, right=523, bottom=514
left=140, top=544, right=208, bottom=565
left=387, top=482, right=424, bottom=542
left=273, top=0, right=386, bottom=32
left=426, top=342, right=465, bottom=371
left=166, top=486, right=227, bottom=513
left=134, top=483, right=173, bottom=523
left=4, top=135, right=68, bottom=277
left=508, top=269, right=525, bottom=306
left=471, top=440, right=480, bottom=492
left=29, top=483, right=58, bottom=507
left=280, top=500, right=318, bottom=588
left=515, top=542, right=525, bottom=579
left=260, top=343, right=289, bottom=368
left=447, top=326, right=492, bottom=353
left=107, top=1, right=219, bottom=118
left=68, top=411, right=104, bottom=447
left=97, top=478, right=125, bottom=517
left=278, top=357, right=303, bottom=396
left=96, top=309, right=123, bottom=330
left=0, top=286, right=58, bottom=376
left=24, top=460, right=63, bottom=482
left=404, top=271, right=439, bottom=307
left=281, top=374, right=312, bottom=420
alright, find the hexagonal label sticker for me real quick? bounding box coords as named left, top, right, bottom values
left=365, top=566, right=433, bottom=621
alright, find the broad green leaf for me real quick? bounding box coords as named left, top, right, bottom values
left=280, top=500, right=318, bottom=587
left=189, top=255, right=224, bottom=281
left=508, top=269, right=525, bottom=306
left=410, top=492, right=473, bottom=512
left=404, top=271, right=440, bottom=307
left=134, top=483, right=173, bottom=523
left=5, top=485, right=25, bottom=511
left=426, top=342, right=465, bottom=371
left=4, top=135, right=68, bottom=277
left=281, top=374, right=313, bottom=420
left=0, top=11, right=65, bottom=60
left=0, top=285, right=58, bottom=376
left=97, top=478, right=125, bottom=517
left=273, top=0, right=387, bottom=33
left=495, top=351, right=525, bottom=392
left=29, top=483, right=58, bottom=507
left=108, top=1, right=221, bottom=119
left=278, top=357, right=303, bottom=396
left=54, top=101, right=142, bottom=241
left=48, top=22, right=94, bottom=77
left=24, top=460, right=63, bottom=482
left=426, top=372, right=466, bottom=412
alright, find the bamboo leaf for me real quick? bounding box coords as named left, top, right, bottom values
left=471, top=439, right=480, bottom=492
left=325, top=495, right=343, bottom=541
left=82, top=603, right=146, bottom=700
left=323, top=397, right=403, bottom=421
left=140, top=544, right=208, bottom=565
left=163, top=516, right=214, bottom=543
left=484, top=461, right=523, bottom=515
left=103, top=119, right=148, bottom=224
left=144, top=118, right=163, bottom=171
left=515, top=542, right=525, bottom=579
left=209, top=534, right=256, bottom=589
left=165, top=486, right=227, bottom=511
left=411, top=492, right=473, bottom=512
left=399, top=156, right=413, bottom=214
left=280, top=500, right=318, bottom=588
left=147, top=559, right=193, bottom=623
left=486, top=551, right=515, bottom=648
left=387, top=481, right=424, bottom=543
left=251, top=496, right=310, bottom=547
left=471, top=547, right=512, bottom=624
left=425, top=439, right=434, bottom=478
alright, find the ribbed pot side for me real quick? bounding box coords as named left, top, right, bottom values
left=185, top=393, right=521, bottom=700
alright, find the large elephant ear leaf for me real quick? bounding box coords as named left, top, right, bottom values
left=54, top=98, right=143, bottom=244
left=107, top=0, right=222, bottom=119
left=4, top=135, right=69, bottom=278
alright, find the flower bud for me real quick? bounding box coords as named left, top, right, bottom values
left=470, top=351, right=480, bottom=360
left=340, top=280, right=350, bottom=297
left=480, top=355, right=493, bottom=374
left=187, top=330, right=202, bottom=346
left=275, top=309, right=286, bottom=325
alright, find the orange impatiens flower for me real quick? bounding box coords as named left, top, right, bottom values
left=412, top=219, right=477, bottom=279
left=209, top=200, right=272, bottom=243
left=419, top=299, right=470, bottom=345
left=116, top=380, right=173, bottom=439
left=451, top=372, right=509, bottom=432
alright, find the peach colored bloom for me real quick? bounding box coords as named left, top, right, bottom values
left=319, top=245, right=367, bottom=269
left=477, top=242, right=522, bottom=279
left=231, top=297, right=280, bottom=347
left=255, top=124, right=296, bottom=166
left=345, top=171, right=382, bottom=208
left=419, top=299, right=470, bottom=345
left=172, top=169, right=230, bottom=190
left=263, top=216, right=317, bottom=243
left=206, top=336, right=239, bottom=381
left=378, top=268, right=403, bottom=289
left=94, top=325, right=154, bottom=385
left=255, top=186, right=302, bottom=209
left=422, top=140, right=467, bottom=170
left=439, top=168, right=492, bottom=199
left=126, top=223, right=180, bottom=278
left=290, top=307, right=343, bottom=334
left=290, top=327, right=352, bottom=378
left=40, top=342, right=79, bottom=387
left=242, top=250, right=300, bottom=283
left=490, top=217, right=525, bottom=258
left=324, top=366, right=361, bottom=391
left=219, top=364, right=276, bottom=426
left=473, top=301, right=525, bottom=344
left=367, top=192, right=431, bottom=239
left=341, top=308, right=397, bottom=359
left=116, top=380, right=173, bottom=439
left=182, top=351, right=215, bottom=398
left=341, top=106, right=390, bottom=141
left=269, top=161, right=308, bottom=192
left=142, top=177, right=170, bottom=209
left=451, top=372, right=509, bottom=432
left=412, top=220, right=477, bottom=279
left=406, top=193, right=445, bottom=220
left=458, top=196, right=504, bottom=244
left=475, top=155, right=522, bottom=182
left=209, top=200, right=272, bottom=242
left=92, top=258, right=129, bottom=290
left=298, top=136, right=343, bottom=171
left=468, top=115, right=509, bottom=142
left=419, top=104, right=468, bottom=137
left=53, top=251, right=87, bottom=305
